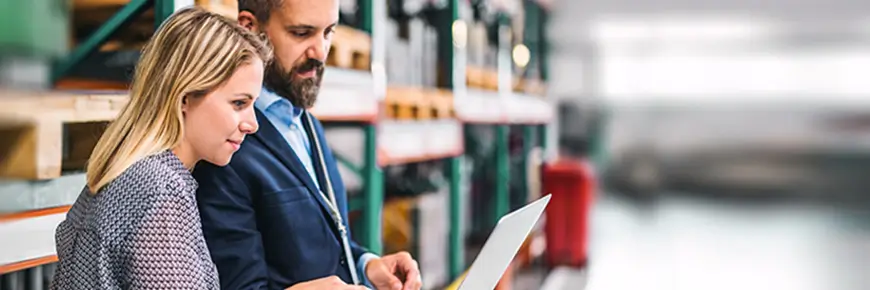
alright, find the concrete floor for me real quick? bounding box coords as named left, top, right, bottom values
left=512, top=191, right=870, bottom=290
left=581, top=193, right=870, bottom=290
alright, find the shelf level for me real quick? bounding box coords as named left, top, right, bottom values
left=0, top=206, right=69, bottom=274
left=457, top=89, right=554, bottom=124
left=310, top=68, right=379, bottom=122
left=377, top=119, right=464, bottom=166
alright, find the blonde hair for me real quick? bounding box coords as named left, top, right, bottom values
left=86, top=7, right=272, bottom=193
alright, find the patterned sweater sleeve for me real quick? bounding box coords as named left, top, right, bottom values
left=121, top=185, right=210, bottom=289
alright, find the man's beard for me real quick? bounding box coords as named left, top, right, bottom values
left=263, top=58, right=324, bottom=109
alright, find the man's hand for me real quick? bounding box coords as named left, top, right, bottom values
left=365, top=251, right=423, bottom=290
left=285, top=276, right=370, bottom=290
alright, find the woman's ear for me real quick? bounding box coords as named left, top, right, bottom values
left=181, top=95, right=189, bottom=113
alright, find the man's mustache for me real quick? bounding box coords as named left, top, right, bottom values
left=295, top=59, right=323, bottom=73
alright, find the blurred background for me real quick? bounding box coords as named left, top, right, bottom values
left=4, top=0, right=870, bottom=289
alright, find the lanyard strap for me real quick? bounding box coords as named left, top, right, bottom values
left=304, top=111, right=361, bottom=285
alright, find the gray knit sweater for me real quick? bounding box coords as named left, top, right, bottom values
left=50, top=150, right=219, bottom=290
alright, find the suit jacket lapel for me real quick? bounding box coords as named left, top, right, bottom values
left=301, top=112, right=345, bottom=240
left=252, top=109, right=333, bottom=213
left=302, top=112, right=330, bottom=192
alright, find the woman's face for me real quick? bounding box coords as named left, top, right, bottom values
left=182, top=59, right=264, bottom=166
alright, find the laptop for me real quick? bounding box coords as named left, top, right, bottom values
left=456, top=194, right=552, bottom=290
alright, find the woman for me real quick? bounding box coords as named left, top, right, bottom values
left=50, top=7, right=271, bottom=289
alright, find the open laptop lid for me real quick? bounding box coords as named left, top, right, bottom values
left=458, top=194, right=552, bottom=290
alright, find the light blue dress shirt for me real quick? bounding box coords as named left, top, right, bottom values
left=255, top=88, right=378, bottom=286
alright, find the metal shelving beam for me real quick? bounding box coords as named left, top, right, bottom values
left=335, top=154, right=364, bottom=177
left=51, top=0, right=151, bottom=84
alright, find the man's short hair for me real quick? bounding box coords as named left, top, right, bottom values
left=239, top=0, right=283, bottom=23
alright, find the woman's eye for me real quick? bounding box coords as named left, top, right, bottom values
left=232, top=100, right=247, bottom=107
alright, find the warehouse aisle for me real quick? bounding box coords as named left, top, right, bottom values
left=581, top=193, right=870, bottom=290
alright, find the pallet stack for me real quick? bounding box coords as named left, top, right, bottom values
left=0, top=91, right=127, bottom=180
left=326, top=25, right=372, bottom=71
left=463, top=12, right=546, bottom=97
left=382, top=18, right=452, bottom=121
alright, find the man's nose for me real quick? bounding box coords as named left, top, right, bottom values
left=306, top=36, right=328, bottom=62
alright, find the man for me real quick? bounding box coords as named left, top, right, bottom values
left=192, top=0, right=423, bottom=289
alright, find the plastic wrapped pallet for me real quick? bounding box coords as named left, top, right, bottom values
left=388, top=40, right=410, bottom=85
left=416, top=189, right=449, bottom=290
left=384, top=20, right=405, bottom=85
left=408, top=19, right=426, bottom=87
left=423, top=26, right=439, bottom=88
left=467, top=22, right=489, bottom=67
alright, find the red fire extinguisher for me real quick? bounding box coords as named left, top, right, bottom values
left=542, top=157, right=596, bottom=268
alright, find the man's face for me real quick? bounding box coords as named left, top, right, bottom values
left=259, top=0, right=338, bottom=109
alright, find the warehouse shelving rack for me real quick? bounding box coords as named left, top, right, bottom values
left=0, top=1, right=552, bottom=288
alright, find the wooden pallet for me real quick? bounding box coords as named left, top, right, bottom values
left=0, top=90, right=127, bottom=180
left=513, top=77, right=547, bottom=96
left=465, top=65, right=499, bottom=91
left=426, top=89, right=454, bottom=119
left=384, top=87, right=457, bottom=120
left=385, top=86, right=428, bottom=120
left=327, top=25, right=371, bottom=71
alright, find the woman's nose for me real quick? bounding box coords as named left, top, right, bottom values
left=240, top=113, right=258, bottom=134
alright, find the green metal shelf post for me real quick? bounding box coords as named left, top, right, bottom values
left=522, top=0, right=542, bottom=79
left=356, top=0, right=372, bottom=34
left=539, top=5, right=549, bottom=82
left=437, top=0, right=464, bottom=280
left=447, top=152, right=463, bottom=279
left=539, top=124, right=548, bottom=156
left=358, top=0, right=382, bottom=255
left=520, top=126, right=536, bottom=202
left=154, top=0, right=176, bottom=30
left=362, top=124, right=383, bottom=255
left=494, top=125, right=510, bottom=225
left=493, top=14, right=512, bottom=227
left=537, top=4, right=550, bottom=160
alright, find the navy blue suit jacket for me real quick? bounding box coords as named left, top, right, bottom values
left=193, top=109, right=369, bottom=289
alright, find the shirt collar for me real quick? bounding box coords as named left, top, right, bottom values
left=255, top=87, right=304, bottom=122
